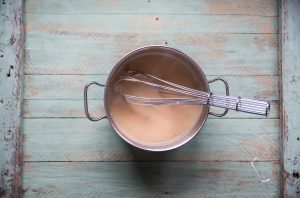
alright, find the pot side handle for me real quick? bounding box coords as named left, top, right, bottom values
left=84, top=81, right=107, bottom=121
left=208, top=77, right=230, bottom=117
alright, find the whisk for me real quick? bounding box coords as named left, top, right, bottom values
left=114, top=70, right=270, bottom=116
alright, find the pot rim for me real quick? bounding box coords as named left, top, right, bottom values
left=104, top=45, right=210, bottom=151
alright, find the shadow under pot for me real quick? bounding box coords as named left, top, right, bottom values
left=84, top=46, right=270, bottom=151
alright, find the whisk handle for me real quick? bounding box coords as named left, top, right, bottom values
left=208, top=95, right=271, bottom=117
left=208, top=77, right=270, bottom=117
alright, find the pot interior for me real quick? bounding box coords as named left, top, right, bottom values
left=106, top=46, right=209, bottom=151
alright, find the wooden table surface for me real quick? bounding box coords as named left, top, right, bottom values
left=21, top=0, right=280, bottom=197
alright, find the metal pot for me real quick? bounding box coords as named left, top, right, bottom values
left=84, top=46, right=266, bottom=151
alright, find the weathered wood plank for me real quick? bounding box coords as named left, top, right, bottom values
left=23, top=99, right=279, bottom=119
left=281, top=0, right=300, bottom=197
left=22, top=1, right=281, bottom=198
left=25, top=0, right=278, bottom=16
left=23, top=118, right=279, bottom=162
left=23, top=162, right=280, bottom=198
left=24, top=13, right=278, bottom=34
left=0, top=0, right=24, bottom=197
left=23, top=75, right=279, bottom=100
left=24, top=32, right=278, bottom=75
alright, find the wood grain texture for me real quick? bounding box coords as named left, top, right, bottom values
left=281, top=0, right=300, bottom=197
left=25, top=0, right=278, bottom=16
left=23, top=99, right=280, bottom=119
left=0, top=0, right=24, bottom=197
left=23, top=118, right=279, bottom=162
left=24, top=33, right=278, bottom=75
left=22, top=0, right=280, bottom=197
left=23, top=75, right=279, bottom=100
left=24, top=12, right=278, bottom=34
left=23, top=162, right=280, bottom=198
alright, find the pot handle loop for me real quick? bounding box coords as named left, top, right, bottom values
left=84, top=81, right=107, bottom=121
left=208, top=77, right=229, bottom=117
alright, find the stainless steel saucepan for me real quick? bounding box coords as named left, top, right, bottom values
left=84, top=46, right=270, bottom=151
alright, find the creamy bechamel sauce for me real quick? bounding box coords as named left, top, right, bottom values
left=108, top=51, right=205, bottom=146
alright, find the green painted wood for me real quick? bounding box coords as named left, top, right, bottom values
left=25, top=0, right=278, bottom=16
left=23, top=118, right=279, bottom=162
left=24, top=13, right=278, bottom=34
left=23, top=99, right=279, bottom=119
left=24, top=32, right=278, bottom=75
left=23, top=75, right=279, bottom=100
left=281, top=0, right=300, bottom=197
left=0, top=0, right=24, bottom=197
left=22, top=0, right=280, bottom=197
left=23, top=162, right=280, bottom=198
